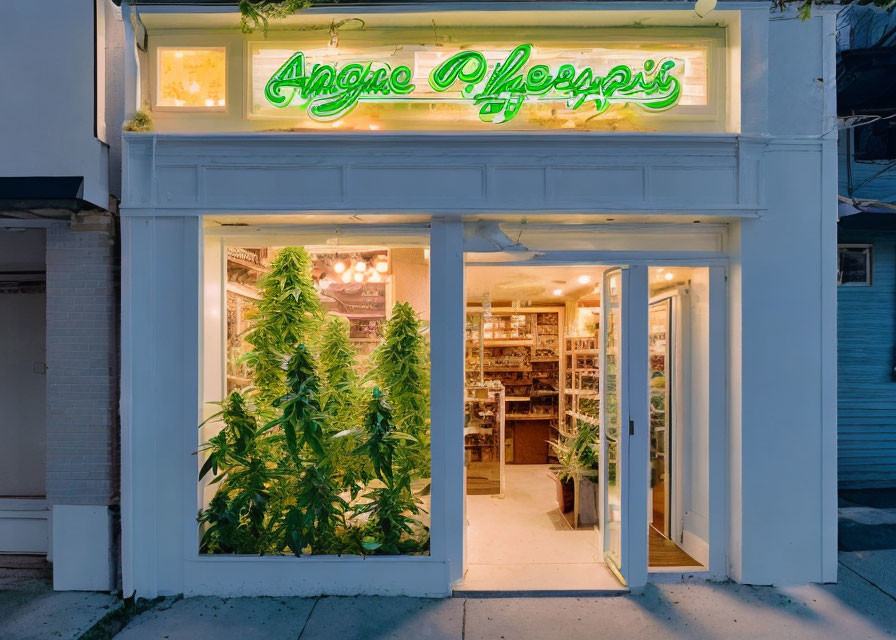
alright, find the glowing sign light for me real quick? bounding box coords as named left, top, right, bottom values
left=264, top=44, right=682, bottom=124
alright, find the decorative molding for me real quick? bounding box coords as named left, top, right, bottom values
left=123, top=133, right=769, bottom=217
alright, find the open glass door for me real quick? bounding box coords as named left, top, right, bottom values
left=601, top=268, right=626, bottom=579
left=600, top=266, right=649, bottom=589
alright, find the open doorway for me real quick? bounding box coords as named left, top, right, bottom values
left=460, top=262, right=709, bottom=591
left=462, top=264, right=616, bottom=591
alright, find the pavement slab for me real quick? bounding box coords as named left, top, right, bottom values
left=839, top=549, right=896, bottom=600
left=463, top=571, right=896, bottom=640
left=114, top=595, right=317, bottom=640
left=0, top=576, right=119, bottom=640
left=299, top=595, right=463, bottom=640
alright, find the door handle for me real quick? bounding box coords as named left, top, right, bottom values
left=629, top=419, right=635, bottom=436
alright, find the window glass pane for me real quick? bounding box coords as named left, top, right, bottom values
left=158, top=48, right=226, bottom=108
left=201, top=244, right=431, bottom=556
left=838, top=247, right=870, bottom=285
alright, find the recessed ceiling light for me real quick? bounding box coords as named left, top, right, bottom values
left=553, top=288, right=563, bottom=296
left=664, top=272, right=674, bottom=281
left=577, top=275, right=591, bottom=284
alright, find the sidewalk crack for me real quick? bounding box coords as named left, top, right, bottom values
left=297, top=596, right=321, bottom=639
left=838, top=559, right=896, bottom=603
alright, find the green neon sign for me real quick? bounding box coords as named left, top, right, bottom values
left=264, top=43, right=682, bottom=124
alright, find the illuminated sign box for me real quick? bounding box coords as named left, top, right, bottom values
left=248, top=28, right=723, bottom=132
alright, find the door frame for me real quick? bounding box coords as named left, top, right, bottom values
left=461, top=251, right=728, bottom=590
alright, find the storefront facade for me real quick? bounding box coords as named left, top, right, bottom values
left=119, top=1, right=838, bottom=597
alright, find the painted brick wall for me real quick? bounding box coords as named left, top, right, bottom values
left=45, top=220, right=118, bottom=506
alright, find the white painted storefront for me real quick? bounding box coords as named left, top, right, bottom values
left=119, top=2, right=838, bottom=597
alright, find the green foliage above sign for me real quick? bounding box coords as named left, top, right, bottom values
left=264, top=43, right=682, bottom=124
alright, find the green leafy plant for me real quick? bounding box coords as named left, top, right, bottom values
left=238, top=0, right=312, bottom=33
left=550, top=422, right=600, bottom=483
left=368, top=302, right=431, bottom=478
left=122, top=110, right=152, bottom=132
left=319, top=317, right=369, bottom=496
left=197, top=246, right=431, bottom=556
left=350, top=388, right=428, bottom=554
left=197, top=392, right=280, bottom=554
left=243, top=247, right=322, bottom=404
left=265, top=344, right=347, bottom=555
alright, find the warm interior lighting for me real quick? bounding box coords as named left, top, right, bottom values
left=354, top=260, right=367, bottom=272
left=553, top=288, right=563, bottom=296
left=353, top=271, right=364, bottom=283
left=369, top=271, right=382, bottom=283
left=157, top=47, right=226, bottom=109
left=664, top=272, right=675, bottom=281
left=333, top=260, right=346, bottom=274
left=423, top=248, right=430, bottom=261
left=340, top=271, right=352, bottom=283
left=577, top=275, right=591, bottom=284
left=375, top=258, right=389, bottom=273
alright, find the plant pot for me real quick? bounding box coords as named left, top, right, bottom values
left=552, top=472, right=575, bottom=513
left=577, top=477, right=599, bottom=526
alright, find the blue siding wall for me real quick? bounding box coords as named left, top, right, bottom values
left=838, top=229, right=896, bottom=488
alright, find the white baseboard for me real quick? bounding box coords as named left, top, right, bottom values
left=680, top=530, right=709, bottom=567
left=0, top=498, right=49, bottom=554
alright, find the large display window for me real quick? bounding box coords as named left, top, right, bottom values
left=199, top=239, right=431, bottom=557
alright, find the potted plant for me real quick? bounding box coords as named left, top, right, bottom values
left=549, top=421, right=600, bottom=524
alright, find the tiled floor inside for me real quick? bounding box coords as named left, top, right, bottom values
left=461, top=464, right=622, bottom=592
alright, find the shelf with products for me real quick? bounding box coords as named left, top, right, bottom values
left=562, top=332, right=601, bottom=435
left=465, top=306, right=565, bottom=464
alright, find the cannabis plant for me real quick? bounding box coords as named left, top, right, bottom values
left=197, top=392, right=280, bottom=554
left=243, top=247, right=322, bottom=404
left=351, top=388, right=427, bottom=554
left=368, top=302, right=431, bottom=478
left=318, top=317, right=368, bottom=496
left=265, top=344, right=347, bottom=555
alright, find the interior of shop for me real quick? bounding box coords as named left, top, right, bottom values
left=462, top=263, right=709, bottom=590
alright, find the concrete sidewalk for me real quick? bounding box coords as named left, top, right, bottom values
left=111, top=568, right=896, bottom=640
left=0, top=571, right=119, bottom=640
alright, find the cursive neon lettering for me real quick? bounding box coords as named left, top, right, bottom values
left=264, top=44, right=682, bottom=124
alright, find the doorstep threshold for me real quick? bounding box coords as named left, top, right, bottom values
left=453, top=587, right=629, bottom=598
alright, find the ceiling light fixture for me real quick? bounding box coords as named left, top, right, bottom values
left=553, top=288, right=563, bottom=296
left=340, top=271, right=352, bottom=283
left=333, top=260, right=346, bottom=274
left=664, top=272, right=675, bottom=281
left=353, top=272, right=364, bottom=283
left=375, top=257, right=389, bottom=273
left=577, top=275, right=591, bottom=284
left=354, top=260, right=367, bottom=272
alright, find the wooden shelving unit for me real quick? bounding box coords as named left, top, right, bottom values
left=562, top=331, right=601, bottom=438
left=466, top=306, right=564, bottom=464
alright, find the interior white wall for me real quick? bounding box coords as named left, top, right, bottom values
left=682, top=270, right=710, bottom=561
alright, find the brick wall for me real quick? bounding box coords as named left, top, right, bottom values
left=45, top=218, right=118, bottom=507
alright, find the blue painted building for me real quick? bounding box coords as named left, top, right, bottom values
left=837, top=6, right=896, bottom=488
